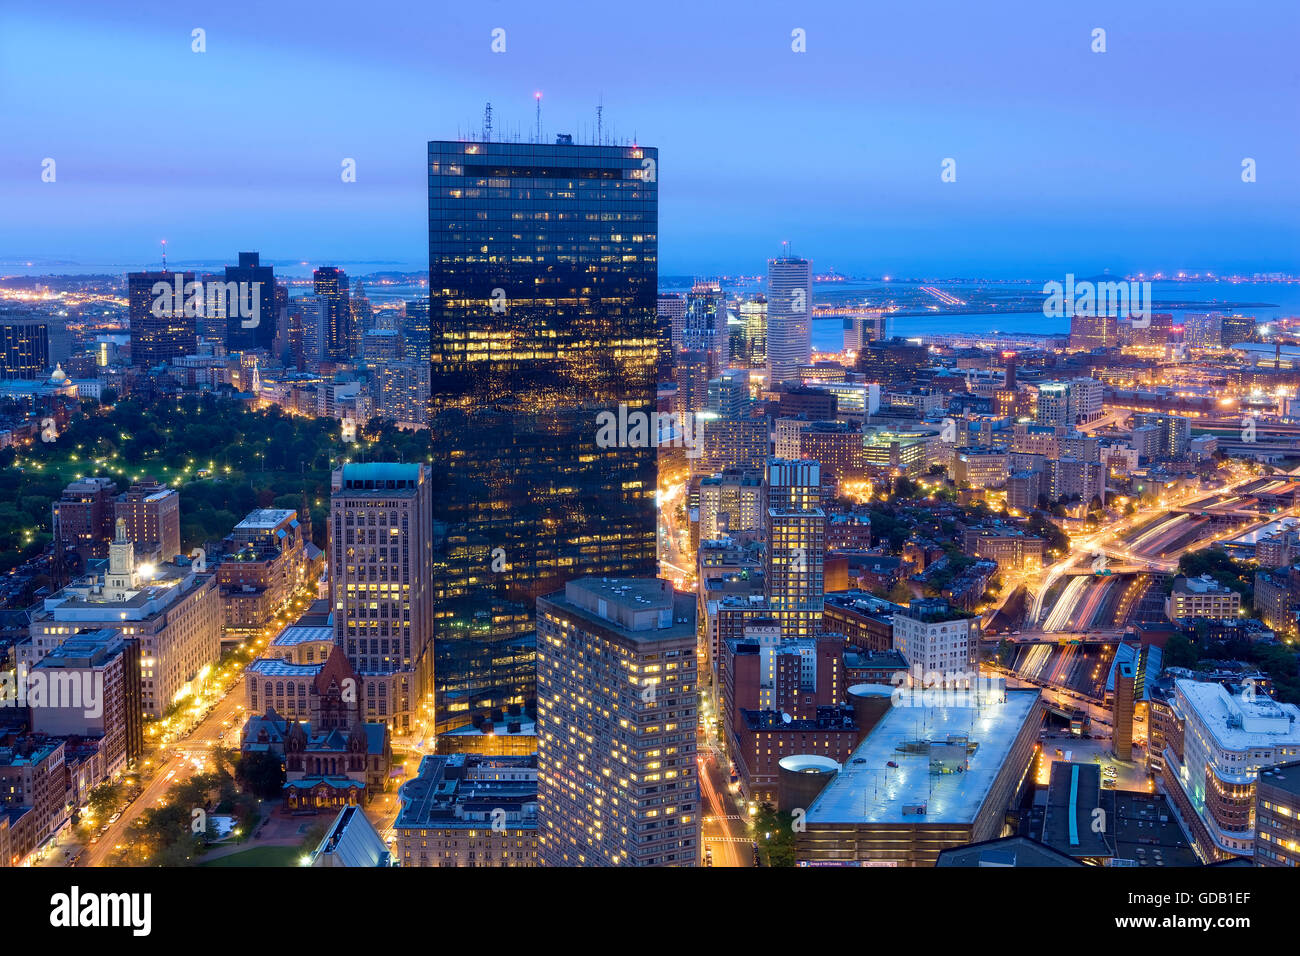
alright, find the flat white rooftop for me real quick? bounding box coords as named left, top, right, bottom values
left=236, top=509, right=297, bottom=530
left=1177, top=679, right=1300, bottom=751
left=804, top=689, right=1041, bottom=826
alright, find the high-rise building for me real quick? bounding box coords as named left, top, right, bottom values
left=30, top=628, right=144, bottom=777
left=698, top=470, right=764, bottom=541
left=1035, top=382, right=1072, bottom=427
left=738, top=296, right=768, bottom=368
left=1113, top=658, right=1135, bottom=761
left=766, top=257, right=813, bottom=387
left=114, top=478, right=181, bottom=563
left=128, top=270, right=197, bottom=367
left=0, top=313, right=50, bottom=379
left=675, top=350, right=712, bottom=419
left=402, top=299, right=431, bottom=364
left=426, top=139, right=658, bottom=734
left=1068, top=312, right=1119, bottom=350
left=290, top=295, right=328, bottom=367
left=683, top=281, right=728, bottom=372
left=1221, top=315, right=1257, bottom=346
left=330, top=463, right=435, bottom=733
left=765, top=459, right=824, bottom=640
left=657, top=292, right=686, bottom=353
left=350, top=280, right=373, bottom=355
left=1255, top=761, right=1300, bottom=867
left=222, top=252, right=276, bottom=353
left=374, top=359, right=430, bottom=428
left=52, top=477, right=118, bottom=562
left=536, top=577, right=698, bottom=866
left=856, top=338, right=928, bottom=387
left=1132, top=413, right=1191, bottom=460
left=843, top=312, right=886, bottom=351
left=313, top=266, right=352, bottom=361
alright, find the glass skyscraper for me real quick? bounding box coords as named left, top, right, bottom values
left=427, top=138, right=659, bottom=735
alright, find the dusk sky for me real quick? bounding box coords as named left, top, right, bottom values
left=2, top=0, right=1298, bottom=276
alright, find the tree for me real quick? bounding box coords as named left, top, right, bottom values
left=236, top=751, right=285, bottom=799
left=1163, top=633, right=1199, bottom=670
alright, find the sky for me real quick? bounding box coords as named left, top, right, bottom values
left=1, top=0, right=1298, bottom=277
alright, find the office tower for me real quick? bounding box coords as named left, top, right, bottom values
left=657, top=292, right=686, bottom=352
left=766, top=256, right=813, bottom=387
left=330, top=463, right=435, bottom=733
left=682, top=281, right=728, bottom=372
left=706, top=368, right=750, bottom=418
left=842, top=312, right=886, bottom=351
left=291, top=295, right=328, bottom=366
left=1113, top=658, right=1135, bottom=761
left=1255, top=761, right=1300, bottom=866
left=222, top=252, right=276, bottom=352
left=313, top=266, right=353, bottom=361
left=402, top=299, right=431, bottom=363
left=536, top=577, right=698, bottom=866
left=856, top=338, right=928, bottom=386
left=765, top=459, right=825, bottom=640
left=52, top=477, right=118, bottom=562
left=675, top=349, right=712, bottom=419
left=1068, top=312, right=1119, bottom=350
left=1067, top=378, right=1103, bottom=424
left=0, top=312, right=50, bottom=378
left=349, top=280, right=373, bottom=358
left=114, top=478, right=180, bottom=563
left=374, top=359, right=431, bottom=428
left=427, top=139, right=658, bottom=735
left=127, top=270, right=197, bottom=367
left=738, top=295, right=767, bottom=368
left=1221, top=315, right=1257, bottom=346
left=362, top=328, right=402, bottom=363
left=1035, top=382, right=1071, bottom=427
left=655, top=308, right=674, bottom=384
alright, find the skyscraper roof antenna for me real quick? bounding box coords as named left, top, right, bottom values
left=161, top=239, right=167, bottom=272
left=534, top=91, right=542, bottom=143
left=597, top=95, right=603, bottom=146
left=483, top=101, right=493, bottom=143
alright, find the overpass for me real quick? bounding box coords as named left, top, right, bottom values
left=990, top=629, right=1126, bottom=645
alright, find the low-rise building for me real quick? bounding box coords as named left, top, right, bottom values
left=1165, top=574, right=1242, bottom=623
left=393, top=753, right=538, bottom=867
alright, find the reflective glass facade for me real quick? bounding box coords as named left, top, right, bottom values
left=427, top=140, right=659, bottom=734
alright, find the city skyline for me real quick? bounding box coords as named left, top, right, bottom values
left=1, top=1, right=1298, bottom=924
left=3, top=0, right=1299, bottom=276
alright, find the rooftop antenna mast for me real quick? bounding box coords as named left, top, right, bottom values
left=161, top=239, right=167, bottom=272
left=596, top=95, right=603, bottom=145
left=483, top=101, right=493, bottom=142
left=534, top=91, right=542, bottom=143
